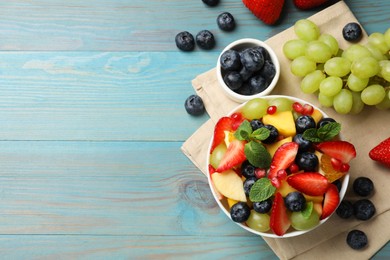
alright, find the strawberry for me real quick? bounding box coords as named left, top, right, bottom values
left=369, top=137, right=390, bottom=168
left=293, top=0, right=329, bottom=10
left=287, top=172, right=330, bottom=196
left=268, top=142, right=299, bottom=180
left=270, top=192, right=291, bottom=236
left=211, top=117, right=233, bottom=153
left=320, top=184, right=340, bottom=220
left=242, top=0, right=285, bottom=25
left=216, top=139, right=246, bottom=172
left=316, top=141, right=357, bottom=164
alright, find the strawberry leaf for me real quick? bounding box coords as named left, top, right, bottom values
left=249, top=178, right=276, bottom=202
left=245, top=141, right=271, bottom=169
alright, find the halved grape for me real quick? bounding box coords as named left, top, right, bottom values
left=246, top=210, right=270, bottom=232
left=210, top=142, right=227, bottom=169
left=283, top=39, right=307, bottom=60
left=268, top=97, right=293, bottom=112
left=324, top=57, right=351, bottom=77
left=301, top=70, right=326, bottom=94
left=241, top=98, right=269, bottom=120
left=361, top=84, right=386, bottom=105
left=294, top=19, right=320, bottom=42
left=333, top=89, right=353, bottom=114
left=291, top=56, right=316, bottom=77
left=290, top=209, right=320, bottom=231
left=319, top=76, right=343, bottom=97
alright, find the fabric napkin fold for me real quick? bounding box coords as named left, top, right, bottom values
left=181, top=1, right=390, bottom=259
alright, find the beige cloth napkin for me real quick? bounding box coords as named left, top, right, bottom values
left=181, top=1, right=390, bottom=259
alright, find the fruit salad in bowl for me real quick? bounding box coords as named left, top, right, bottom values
left=206, top=95, right=356, bottom=238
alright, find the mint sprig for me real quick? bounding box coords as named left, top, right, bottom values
left=234, top=120, right=270, bottom=142
left=245, top=141, right=271, bottom=169
left=249, top=178, right=276, bottom=202
left=302, top=122, right=341, bottom=142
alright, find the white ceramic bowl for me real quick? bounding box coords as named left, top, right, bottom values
left=206, top=95, right=349, bottom=238
left=216, top=38, right=280, bottom=103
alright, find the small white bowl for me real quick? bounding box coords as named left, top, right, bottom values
left=216, top=39, right=280, bottom=103
left=206, top=95, right=349, bottom=238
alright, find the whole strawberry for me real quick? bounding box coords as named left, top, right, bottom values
left=293, top=0, right=329, bottom=10
left=242, top=0, right=285, bottom=25
left=369, top=137, right=390, bottom=168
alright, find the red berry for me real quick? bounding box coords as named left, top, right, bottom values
left=330, top=157, right=343, bottom=171
left=255, top=168, right=266, bottom=179
left=230, top=112, right=244, bottom=130
left=292, top=102, right=303, bottom=113
left=302, top=104, right=314, bottom=115
left=340, top=163, right=350, bottom=172
left=289, top=163, right=299, bottom=173
left=267, top=105, right=277, bottom=115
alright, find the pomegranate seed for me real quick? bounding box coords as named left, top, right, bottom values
left=289, top=163, right=299, bottom=173
left=331, top=157, right=343, bottom=171
left=270, top=177, right=281, bottom=188
left=302, top=104, right=314, bottom=115
left=267, top=105, right=277, bottom=115
left=255, top=168, right=266, bottom=179
left=230, top=112, right=243, bottom=130
left=292, top=102, right=303, bottom=113
left=340, top=163, right=350, bottom=172
left=276, top=169, right=287, bottom=179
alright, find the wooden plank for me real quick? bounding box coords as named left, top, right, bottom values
left=0, top=0, right=388, bottom=51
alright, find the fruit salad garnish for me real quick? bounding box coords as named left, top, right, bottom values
left=208, top=97, right=357, bottom=236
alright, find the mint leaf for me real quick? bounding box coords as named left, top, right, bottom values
left=251, top=127, right=270, bottom=142
left=249, top=178, right=276, bottom=202
left=317, top=122, right=341, bottom=141
left=234, top=120, right=252, bottom=141
left=302, top=128, right=322, bottom=142
left=301, top=201, right=313, bottom=219
left=244, top=141, right=272, bottom=169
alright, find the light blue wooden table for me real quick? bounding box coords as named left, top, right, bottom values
left=0, top=0, right=388, bottom=259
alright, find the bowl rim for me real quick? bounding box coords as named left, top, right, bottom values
left=206, top=95, right=350, bottom=238
left=216, top=38, right=281, bottom=103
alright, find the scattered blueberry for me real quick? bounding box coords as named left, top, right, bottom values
left=343, top=22, right=363, bottom=42
left=240, top=48, right=265, bottom=72
left=353, top=177, right=374, bottom=197
left=317, top=117, right=336, bottom=128
left=243, top=177, right=257, bottom=196
left=295, top=115, right=316, bottom=134
left=223, top=71, right=243, bottom=90
left=284, top=192, right=306, bottom=212
left=293, top=133, right=313, bottom=152
left=220, top=50, right=242, bottom=71
left=250, top=119, right=264, bottom=131
left=217, top=12, right=236, bottom=31
left=241, top=160, right=256, bottom=179
left=262, top=125, right=279, bottom=144
left=184, top=95, right=205, bottom=116
left=353, top=199, right=376, bottom=221
left=202, top=0, right=219, bottom=7
left=195, top=30, right=215, bottom=50
left=295, top=152, right=319, bottom=172
left=175, top=31, right=195, bottom=51
left=230, top=202, right=251, bottom=222
left=253, top=198, right=272, bottom=213
left=336, top=200, right=354, bottom=219
left=248, top=75, right=268, bottom=94
left=346, top=230, right=368, bottom=250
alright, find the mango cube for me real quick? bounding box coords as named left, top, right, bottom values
left=262, top=111, right=296, bottom=137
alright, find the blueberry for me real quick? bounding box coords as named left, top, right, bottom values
left=295, top=152, right=319, bottom=172
left=220, top=49, right=242, bottom=71
left=353, top=177, right=374, bottom=197
left=333, top=179, right=342, bottom=192
left=175, top=31, right=195, bottom=51
left=184, top=95, right=205, bottom=116
left=284, top=192, right=306, bottom=212
left=217, top=12, right=236, bottom=32
left=250, top=119, right=264, bottom=131
left=195, top=30, right=215, bottom=50
left=230, top=202, right=250, bottom=222
left=353, top=199, right=376, bottom=221
left=253, top=46, right=270, bottom=61
left=336, top=200, right=354, bottom=219
left=346, top=230, right=368, bottom=250
left=295, top=115, right=316, bottom=134
left=248, top=75, right=268, bottom=94
left=317, top=117, right=336, bottom=128
left=253, top=198, right=272, bottom=213
left=223, top=71, right=243, bottom=90
left=258, top=60, right=276, bottom=84
left=243, top=177, right=257, bottom=196
left=241, top=161, right=256, bottom=179
left=202, top=0, right=219, bottom=7
left=236, top=83, right=252, bottom=96
left=343, top=22, right=363, bottom=42
left=239, top=66, right=253, bottom=81
left=293, top=133, right=313, bottom=152
left=262, top=125, right=278, bottom=144
left=240, top=48, right=265, bottom=72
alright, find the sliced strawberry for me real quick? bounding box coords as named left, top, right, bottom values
left=211, top=117, right=233, bottom=153
left=369, top=137, right=390, bottom=168
left=270, top=192, right=291, bottom=236
left=216, top=139, right=246, bottom=172
left=242, top=0, right=285, bottom=25
left=320, top=184, right=340, bottom=220
left=287, top=172, right=330, bottom=196
left=316, top=141, right=356, bottom=164
left=268, top=142, right=299, bottom=180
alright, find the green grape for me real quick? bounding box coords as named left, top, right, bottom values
left=368, top=32, right=389, bottom=54
left=319, top=76, right=343, bottom=97
left=342, top=44, right=372, bottom=62
left=385, top=28, right=390, bottom=49
left=333, top=89, right=353, bottom=114
left=305, top=41, right=333, bottom=63
left=294, top=19, right=320, bottom=42
left=361, top=84, right=386, bottom=105
left=351, top=56, right=380, bottom=79
left=210, top=142, right=227, bottom=169
left=379, top=60, right=390, bottom=81
left=365, top=43, right=387, bottom=61
left=350, top=91, right=365, bottom=114
left=290, top=209, right=320, bottom=231
left=268, top=97, right=293, bottom=112
left=376, top=89, right=390, bottom=110
left=301, top=70, right=326, bottom=94
left=246, top=210, right=270, bottom=232
left=241, top=98, right=269, bottom=120
left=324, top=57, right=351, bottom=77
left=291, top=56, right=317, bottom=77
left=347, top=73, right=369, bottom=92
left=318, top=33, right=339, bottom=56
left=283, top=39, right=308, bottom=60
left=318, top=92, right=334, bottom=107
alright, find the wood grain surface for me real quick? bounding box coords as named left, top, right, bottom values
left=0, top=0, right=388, bottom=259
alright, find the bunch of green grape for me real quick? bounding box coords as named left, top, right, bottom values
left=283, top=19, right=390, bottom=114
